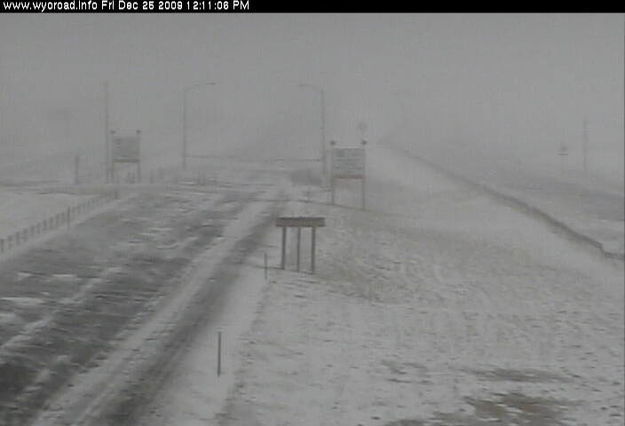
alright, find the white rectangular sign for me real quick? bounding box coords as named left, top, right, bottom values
left=112, top=136, right=140, bottom=162
left=332, top=147, right=365, bottom=179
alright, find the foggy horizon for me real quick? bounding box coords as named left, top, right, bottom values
left=1, top=13, right=623, bottom=183
left=1, top=11, right=624, bottom=426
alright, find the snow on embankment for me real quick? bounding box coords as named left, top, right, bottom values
left=216, top=147, right=623, bottom=426
left=385, top=142, right=624, bottom=260
left=0, top=190, right=85, bottom=236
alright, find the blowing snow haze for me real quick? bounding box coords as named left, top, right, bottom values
left=1, top=12, right=625, bottom=426
left=0, top=14, right=623, bottom=183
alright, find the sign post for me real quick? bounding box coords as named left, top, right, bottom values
left=281, top=226, right=287, bottom=269
left=311, top=227, right=317, bottom=273
left=276, top=217, right=325, bottom=274
left=296, top=227, right=301, bottom=272
left=558, top=143, right=568, bottom=174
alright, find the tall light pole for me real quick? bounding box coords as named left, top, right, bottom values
left=183, top=81, right=216, bottom=170
left=104, top=81, right=110, bottom=183
left=299, top=83, right=326, bottom=185
left=582, top=117, right=589, bottom=175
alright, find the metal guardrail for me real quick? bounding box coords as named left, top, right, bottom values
left=0, top=162, right=226, bottom=256
left=0, top=190, right=119, bottom=255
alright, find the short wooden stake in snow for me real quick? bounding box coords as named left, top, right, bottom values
left=217, top=330, right=222, bottom=377
left=74, top=154, right=80, bottom=185
left=280, top=227, right=287, bottom=269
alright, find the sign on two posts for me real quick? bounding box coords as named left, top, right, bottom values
left=330, top=142, right=366, bottom=209
left=276, top=216, right=325, bottom=274
left=110, top=130, right=142, bottom=182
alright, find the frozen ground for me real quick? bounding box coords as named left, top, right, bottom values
left=0, top=188, right=95, bottom=238
left=136, top=145, right=623, bottom=426
left=390, top=139, right=624, bottom=259
left=0, top=146, right=622, bottom=425
left=0, top=163, right=286, bottom=425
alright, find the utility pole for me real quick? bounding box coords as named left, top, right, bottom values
left=74, top=153, right=80, bottom=185
left=182, top=88, right=188, bottom=170
left=104, top=81, right=110, bottom=183
left=320, top=88, right=326, bottom=183
left=582, top=117, right=589, bottom=175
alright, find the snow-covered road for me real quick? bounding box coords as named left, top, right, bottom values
left=141, top=145, right=623, bottom=425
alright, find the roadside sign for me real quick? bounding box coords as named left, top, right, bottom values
left=276, top=216, right=325, bottom=273
left=110, top=130, right=142, bottom=183
left=357, top=121, right=367, bottom=136
left=332, top=147, right=365, bottom=179
left=112, top=135, right=140, bottom=162
left=276, top=217, right=325, bottom=228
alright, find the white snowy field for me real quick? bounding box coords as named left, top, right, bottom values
left=0, top=188, right=91, bottom=239
left=389, top=137, right=625, bottom=259
left=134, top=145, right=624, bottom=425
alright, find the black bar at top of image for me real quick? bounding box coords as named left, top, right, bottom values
left=249, top=0, right=625, bottom=13
left=1, top=0, right=623, bottom=13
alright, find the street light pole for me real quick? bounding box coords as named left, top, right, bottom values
left=299, top=83, right=326, bottom=185
left=582, top=117, right=589, bottom=175
left=104, top=81, right=110, bottom=183
left=320, top=88, right=326, bottom=179
left=183, top=82, right=216, bottom=170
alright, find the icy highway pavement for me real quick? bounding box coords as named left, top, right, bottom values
left=0, top=169, right=286, bottom=425
left=138, top=146, right=622, bottom=426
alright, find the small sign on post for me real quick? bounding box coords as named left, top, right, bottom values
left=111, top=130, right=142, bottom=183
left=332, top=147, right=365, bottom=179
left=330, top=141, right=367, bottom=209
left=558, top=143, right=569, bottom=174
left=276, top=217, right=325, bottom=274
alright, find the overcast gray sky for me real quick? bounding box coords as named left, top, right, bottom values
left=1, top=14, right=623, bottom=173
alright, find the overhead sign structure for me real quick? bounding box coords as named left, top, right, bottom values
left=276, top=216, right=325, bottom=274
left=330, top=142, right=367, bottom=209
left=110, top=130, right=142, bottom=183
